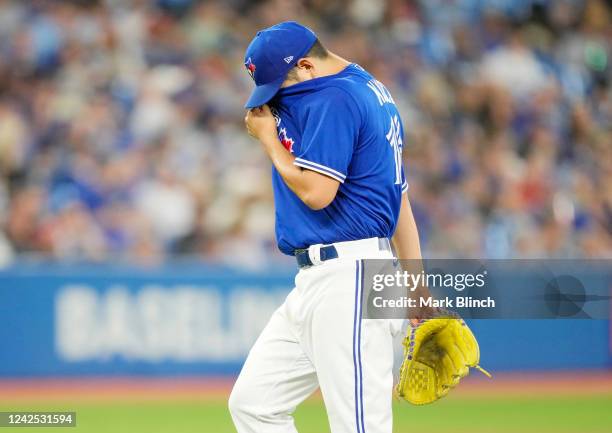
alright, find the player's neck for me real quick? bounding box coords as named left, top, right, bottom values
left=315, top=52, right=351, bottom=78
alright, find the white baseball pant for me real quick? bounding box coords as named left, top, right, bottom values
left=229, top=238, right=397, bottom=433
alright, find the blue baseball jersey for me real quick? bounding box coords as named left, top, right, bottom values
left=270, top=63, right=407, bottom=255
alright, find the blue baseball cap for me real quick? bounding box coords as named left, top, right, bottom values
left=244, top=21, right=317, bottom=109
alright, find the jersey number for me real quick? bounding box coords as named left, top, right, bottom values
left=386, top=114, right=403, bottom=185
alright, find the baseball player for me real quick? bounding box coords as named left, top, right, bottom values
left=229, top=22, right=423, bottom=433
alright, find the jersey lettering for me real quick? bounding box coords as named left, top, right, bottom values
left=386, top=114, right=403, bottom=185
left=367, top=79, right=395, bottom=106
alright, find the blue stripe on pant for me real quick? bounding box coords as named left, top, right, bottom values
left=353, top=260, right=366, bottom=433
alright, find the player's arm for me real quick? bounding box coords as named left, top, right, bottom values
left=392, top=192, right=422, bottom=260
left=245, top=105, right=339, bottom=210
left=392, top=192, right=435, bottom=320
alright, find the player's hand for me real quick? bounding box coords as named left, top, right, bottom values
left=409, top=305, right=438, bottom=327
left=245, top=105, right=277, bottom=142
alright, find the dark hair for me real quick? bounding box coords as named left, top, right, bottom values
left=306, top=39, right=328, bottom=59
left=285, top=39, right=328, bottom=81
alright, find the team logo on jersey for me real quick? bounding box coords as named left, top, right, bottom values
left=279, top=127, right=294, bottom=153
left=245, top=57, right=256, bottom=80
left=269, top=107, right=294, bottom=152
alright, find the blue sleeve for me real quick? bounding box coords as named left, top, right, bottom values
left=293, top=87, right=360, bottom=183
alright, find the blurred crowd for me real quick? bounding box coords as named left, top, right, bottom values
left=0, top=0, right=610, bottom=265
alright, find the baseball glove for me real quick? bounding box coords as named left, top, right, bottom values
left=396, top=316, right=491, bottom=405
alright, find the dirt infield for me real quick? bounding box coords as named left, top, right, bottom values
left=1, top=371, right=611, bottom=402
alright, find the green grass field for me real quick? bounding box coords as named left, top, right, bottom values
left=2, top=394, right=612, bottom=433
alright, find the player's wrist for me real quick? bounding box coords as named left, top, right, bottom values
left=260, top=135, right=285, bottom=158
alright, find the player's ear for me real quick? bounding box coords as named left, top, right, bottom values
left=296, top=58, right=314, bottom=72
left=295, top=58, right=316, bottom=80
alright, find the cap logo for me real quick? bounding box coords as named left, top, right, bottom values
left=245, top=57, right=256, bottom=80
left=284, top=56, right=294, bottom=64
